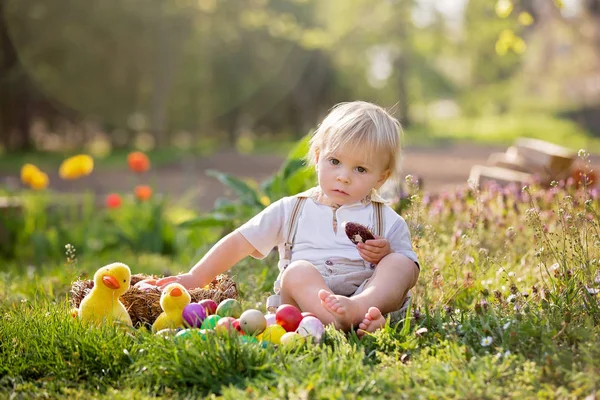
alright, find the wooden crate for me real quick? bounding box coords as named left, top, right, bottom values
left=513, top=138, right=576, bottom=180
left=468, top=165, right=534, bottom=188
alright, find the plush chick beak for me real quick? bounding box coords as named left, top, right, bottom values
left=102, top=275, right=120, bottom=290
left=170, top=287, right=182, bottom=297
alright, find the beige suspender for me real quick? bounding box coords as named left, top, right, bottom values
left=283, top=197, right=307, bottom=261
left=374, top=202, right=384, bottom=237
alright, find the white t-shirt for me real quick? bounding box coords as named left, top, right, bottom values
left=236, top=187, right=419, bottom=268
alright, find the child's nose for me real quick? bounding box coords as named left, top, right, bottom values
left=336, top=171, right=350, bottom=183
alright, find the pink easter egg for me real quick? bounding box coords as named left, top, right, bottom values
left=265, top=313, right=277, bottom=326
left=296, top=316, right=324, bottom=342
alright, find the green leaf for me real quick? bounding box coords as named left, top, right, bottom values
left=206, top=169, right=262, bottom=207
left=289, top=133, right=312, bottom=159
left=179, top=214, right=231, bottom=228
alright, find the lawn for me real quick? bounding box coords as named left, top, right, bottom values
left=1, top=144, right=599, bottom=399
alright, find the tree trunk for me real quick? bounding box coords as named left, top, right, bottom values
left=0, top=1, right=33, bottom=151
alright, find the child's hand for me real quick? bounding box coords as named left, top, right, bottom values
left=357, top=235, right=391, bottom=265
left=156, top=273, right=199, bottom=290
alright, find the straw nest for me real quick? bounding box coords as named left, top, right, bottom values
left=69, top=273, right=238, bottom=328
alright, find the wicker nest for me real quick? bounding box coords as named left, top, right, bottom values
left=69, top=273, right=238, bottom=328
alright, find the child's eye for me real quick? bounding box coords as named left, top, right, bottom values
left=356, top=166, right=367, bottom=173
left=329, top=158, right=340, bottom=166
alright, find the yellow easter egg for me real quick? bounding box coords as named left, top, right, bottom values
left=259, top=324, right=286, bottom=344
left=280, top=331, right=305, bottom=347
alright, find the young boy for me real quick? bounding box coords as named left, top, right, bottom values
left=157, top=101, right=420, bottom=335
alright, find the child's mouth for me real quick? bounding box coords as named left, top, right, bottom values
left=333, top=189, right=349, bottom=196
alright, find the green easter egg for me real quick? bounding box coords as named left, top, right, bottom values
left=201, top=314, right=221, bottom=330
left=175, top=329, right=208, bottom=341
left=239, top=335, right=258, bottom=344
left=216, top=299, right=243, bottom=319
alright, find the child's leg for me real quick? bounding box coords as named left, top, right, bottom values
left=279, top=260, right=339, bottom=326
left=319, top=253, right=419, bottom=333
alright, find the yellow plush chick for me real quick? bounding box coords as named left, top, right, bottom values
left=78, top=262, right=133, bottom=326
left=152, top=283, right=191, bottom=333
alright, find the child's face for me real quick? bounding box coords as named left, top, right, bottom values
left=316, top=145, right=390, bottom=205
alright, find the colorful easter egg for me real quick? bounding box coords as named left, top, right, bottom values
left=280, top=331, right=305, bottom=347
left=201, top=314, right=222, bottom=330
left=154, top=328, right=179, bottom=337
left=216, top=299, right=243, bottom=319
left=182, top=303, right=207, bottom=328
left=175, top=328, right=208, bottom=340
left=258, top=324, right=286, bottom=344
left=215, top=316, right=238, bottom=334
left=276, top=304, right=303, bottom=332
left=198, top=299, right=218, bottom=315
left=265, top=313, right=277, bottom=326
left=239, top=309, right=267, bottom=336
left=296, top=316, right=324, bottom=342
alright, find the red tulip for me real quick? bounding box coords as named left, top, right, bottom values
left=105, top=193, right=122, bottom=208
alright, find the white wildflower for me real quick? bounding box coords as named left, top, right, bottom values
left=586, top=287, right=599, bottom=295
left=508, top=272, right=515, bottom=277
left=481, top=336, right=493, bottom=347
left=503, top=321, right=511, bottom=330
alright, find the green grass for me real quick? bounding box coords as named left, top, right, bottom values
left=2, top=150, right=600, bottom=397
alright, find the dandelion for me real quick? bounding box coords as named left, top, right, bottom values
left=134, top=185, right=152, bottom=201
left=481, top=336, right=493, bottom=347
left=105, top=193, right=122, bottom=209
left=127, top=151, right=150, bottom=173
left=59, top=154, right=94, bottom=180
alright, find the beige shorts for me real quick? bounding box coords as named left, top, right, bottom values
left=313, top=257, right=375, bottom=297
left=314, top=257, right=411, bottom=325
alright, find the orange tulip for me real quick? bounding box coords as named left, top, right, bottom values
left=105, top=193, right=122, bottom=208
left=127, top=151, right=150, bottom=173
left=134, top=185, right=152, bottom=201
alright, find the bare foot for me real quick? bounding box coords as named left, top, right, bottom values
left=318, top=289, right=359, bottom=331
left=357, top=307, right=386, bottom=337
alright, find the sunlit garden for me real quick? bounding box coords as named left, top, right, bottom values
left=1, top=138, right=599, bottom=398
left=3, top=0, right=600, bottom=398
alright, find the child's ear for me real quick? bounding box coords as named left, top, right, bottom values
left=375, top=169, right=391, bottom=189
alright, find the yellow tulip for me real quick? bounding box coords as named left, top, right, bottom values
left=259, top=195, right=271, bottom=207
left=59, top=154, right=94, bottom=180
left=29, top=171, right=49, bottom=190
left=21, top=163, right=41, bottom=185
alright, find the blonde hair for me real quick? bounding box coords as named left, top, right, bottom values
left=306, top=101, right=403, bottom=183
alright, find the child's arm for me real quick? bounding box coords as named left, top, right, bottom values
left=156, top=231, right=258, bottom=289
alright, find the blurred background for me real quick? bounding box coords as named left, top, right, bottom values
left=1, top=0, right=600, bottom=208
